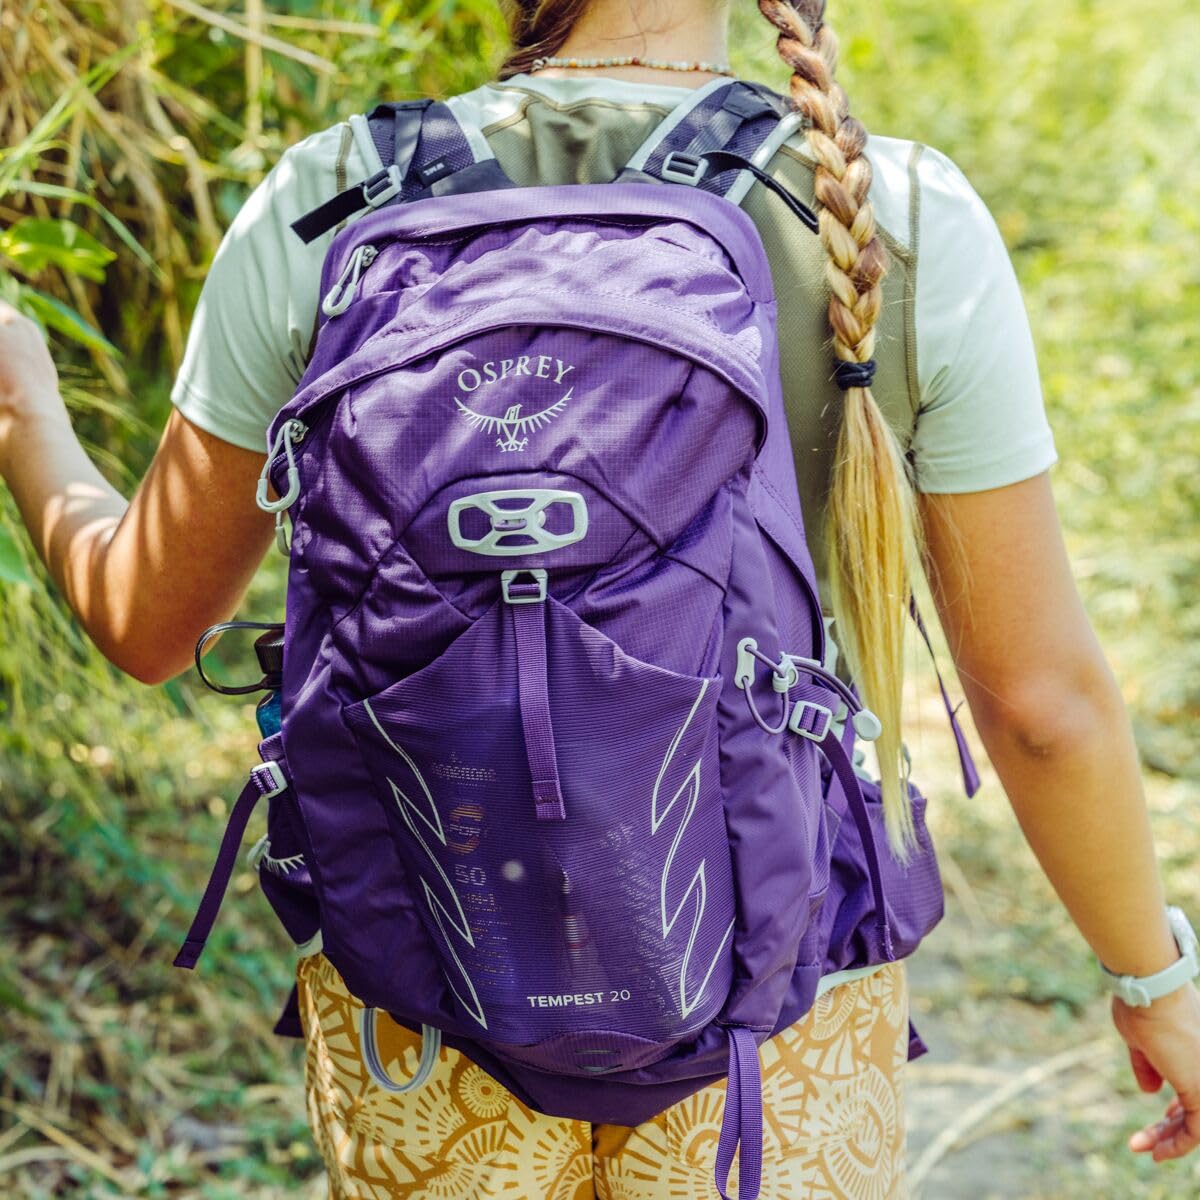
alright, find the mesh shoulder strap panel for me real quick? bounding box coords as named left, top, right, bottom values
left=617, top=80, right=818, bottom=229
left=291, top=99, right=515, bottom=244
left=618, top=80, right=784, bottom=193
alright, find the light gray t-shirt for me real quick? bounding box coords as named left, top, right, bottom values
left=171, top=73, right=1057, bottom=497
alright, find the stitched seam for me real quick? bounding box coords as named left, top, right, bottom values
left=905, top=143, right=925, bottom=416
left=773, top=143, right=911, bottom=264
left=481, top=84, right=676, bottom=118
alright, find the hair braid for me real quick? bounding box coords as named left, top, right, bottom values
left=759, top=0, right=922, bottom=855
left=498, top=1, right=591, bottom=79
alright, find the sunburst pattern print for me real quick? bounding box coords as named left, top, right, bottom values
left=297, top=955, right=909, bottom=1199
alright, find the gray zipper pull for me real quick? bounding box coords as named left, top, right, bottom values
left=321, top=243, right=378, bottom=317
left=256, top=419, right=307, bottom=555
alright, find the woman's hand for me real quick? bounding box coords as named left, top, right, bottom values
left=1116, top=983, right=1200, bottom=1161
left=0, top=298, right=67, bottom=476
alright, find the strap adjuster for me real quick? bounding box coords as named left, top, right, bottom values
left=501, top=568, right=548, bottom=605
left=252, top=760, right=289, bottom=799
left=788, top=700, right=833, bottom=742
left=362, top=165, right=403, bottom=208
left=661, top=151, right=708, bottom=185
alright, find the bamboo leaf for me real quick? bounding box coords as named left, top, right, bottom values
left=0, top=218, right=117, bottom=283
left=20, top=289, right=121, bottom=358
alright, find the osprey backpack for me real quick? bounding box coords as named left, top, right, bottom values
left=178, top=79, right=979, bottom=1200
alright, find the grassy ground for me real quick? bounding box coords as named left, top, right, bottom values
left=1, top=0, right=1196, bottom=1196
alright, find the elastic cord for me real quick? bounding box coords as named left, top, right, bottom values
left=832, top=359, right=877, bottom=390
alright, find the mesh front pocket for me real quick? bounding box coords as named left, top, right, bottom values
left=343, top=599, right=735, bottom=1073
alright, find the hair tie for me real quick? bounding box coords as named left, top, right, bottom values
left=832, top=359, right=877, bottom=390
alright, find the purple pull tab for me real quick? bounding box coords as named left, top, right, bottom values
left=715, top=1026, right=763, bottom=1200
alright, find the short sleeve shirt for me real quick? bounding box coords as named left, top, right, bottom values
left=171, top=73, right=1057, bottom=497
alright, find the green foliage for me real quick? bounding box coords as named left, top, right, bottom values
left=1, top=0, right=1196, bottom=1193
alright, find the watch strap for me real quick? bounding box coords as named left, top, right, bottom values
left=1101, top=906, right=1200, bottom=1007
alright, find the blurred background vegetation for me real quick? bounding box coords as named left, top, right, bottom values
left=0, top=0, right=1196, bottom=1195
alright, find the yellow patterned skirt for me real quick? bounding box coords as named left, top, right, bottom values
left=297, top=954, right=909, bottom=1199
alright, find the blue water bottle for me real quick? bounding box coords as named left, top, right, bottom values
left=253, top=627, right=285, bottom=737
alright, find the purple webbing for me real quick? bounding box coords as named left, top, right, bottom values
left=908, top=596, right=981, bottom=798
left=173, top=756, right=287, bottom=969
left=820, top=728, right=895, bottom=962
left=509, top=597, right=566, bottom=821
left=714, top=1026, right=763, bottom=1200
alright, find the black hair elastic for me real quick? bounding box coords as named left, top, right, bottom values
left=832, top=359, right=877, bottom=390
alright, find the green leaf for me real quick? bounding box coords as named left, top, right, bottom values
left=0, top=217, right=116, bottom=283
left=0, top=971, right=36, bottom=1016
left=5, top=182, right=159, bottom=278
left=0, top=524, right=32, bottom=585
left=20, top=288, right=121, bottom=358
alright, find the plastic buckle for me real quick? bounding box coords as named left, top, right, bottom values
left=661, top=151, right=708, bottom=186
left=362, top=165, right=403, bottom=208
left=449, top=489, right=588, bottom=557
left=788, top=700, right=833, bottom=742
left=252, top=760, right=289, bottom=799
left=501, top=568, right=548, bottom=605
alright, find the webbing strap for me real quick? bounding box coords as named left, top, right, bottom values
left=291, top=99, right=513, bottom=244
left=908, top=596, right=982, bottom=798
left=820, top=727, right=896, bottom=963
left=509, top=595, right=566, bottom=821
left=174, top=753, right=289, bottom=969
left=620, top=80, right=788, bottom=199
left=715, top=1026, right=764, bottom=1200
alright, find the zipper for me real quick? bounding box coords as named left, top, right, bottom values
left=321, top=243, right=378, bottom=317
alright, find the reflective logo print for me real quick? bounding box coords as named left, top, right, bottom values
left=454, top=355, right=576, bottom=452
left=363, top=699, right=488, bottom=1030
left=651, top=680, right=734, bottom=1019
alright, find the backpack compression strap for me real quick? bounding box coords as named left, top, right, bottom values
left=291, top=99, right=516, bottom=244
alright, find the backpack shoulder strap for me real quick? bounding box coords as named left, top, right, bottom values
left=618, top=79, right=818, bottom=230
left=291, top=99, right=515, bottom=244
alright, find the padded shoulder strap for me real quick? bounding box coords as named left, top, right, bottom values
left=617, top=79, right=795, bottom=201
left=291, top=99, right=515, bottom=244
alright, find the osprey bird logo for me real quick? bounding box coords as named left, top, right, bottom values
left=456, top=388, right=574, bottom=452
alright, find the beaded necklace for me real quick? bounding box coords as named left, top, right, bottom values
left=529, top=54, right=734, bottom=77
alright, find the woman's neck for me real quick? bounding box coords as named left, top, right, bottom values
left=529, top=0, right=731, bottom=87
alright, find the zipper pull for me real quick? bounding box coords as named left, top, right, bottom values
left=256, top=419, right=307, bottom=555
left=321, top=243, right=377, bottom=317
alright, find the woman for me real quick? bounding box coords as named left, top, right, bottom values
left=1, top=0, right=1197, bottom=1195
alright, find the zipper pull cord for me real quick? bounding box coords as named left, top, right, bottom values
left=256, top=420, right=304, bottom=513
left=256, top=420, right=306, bottom=555
left=735, top=639, right=883, bottom=741
left=321, top=243, right=377, bottom=317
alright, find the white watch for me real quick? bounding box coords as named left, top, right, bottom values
left=1100, top=906, right=1200, bottom=1008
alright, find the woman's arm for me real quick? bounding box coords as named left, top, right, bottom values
left=0, top=301, right=273, bottom=684
left=921, top=472, right=1200, bottom=1161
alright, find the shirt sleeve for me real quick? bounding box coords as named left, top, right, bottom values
left=908, top=145, right=1059, bottom=494
left=170, top=123, right=365, bottom=453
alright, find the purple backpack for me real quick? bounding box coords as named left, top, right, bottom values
left=178, top=82, right=978, bottom=1199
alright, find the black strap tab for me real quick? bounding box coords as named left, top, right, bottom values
left=698, top=150, right=820, bottom=233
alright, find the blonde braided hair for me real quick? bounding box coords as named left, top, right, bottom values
left=757, top=0, right=921, bottom=853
